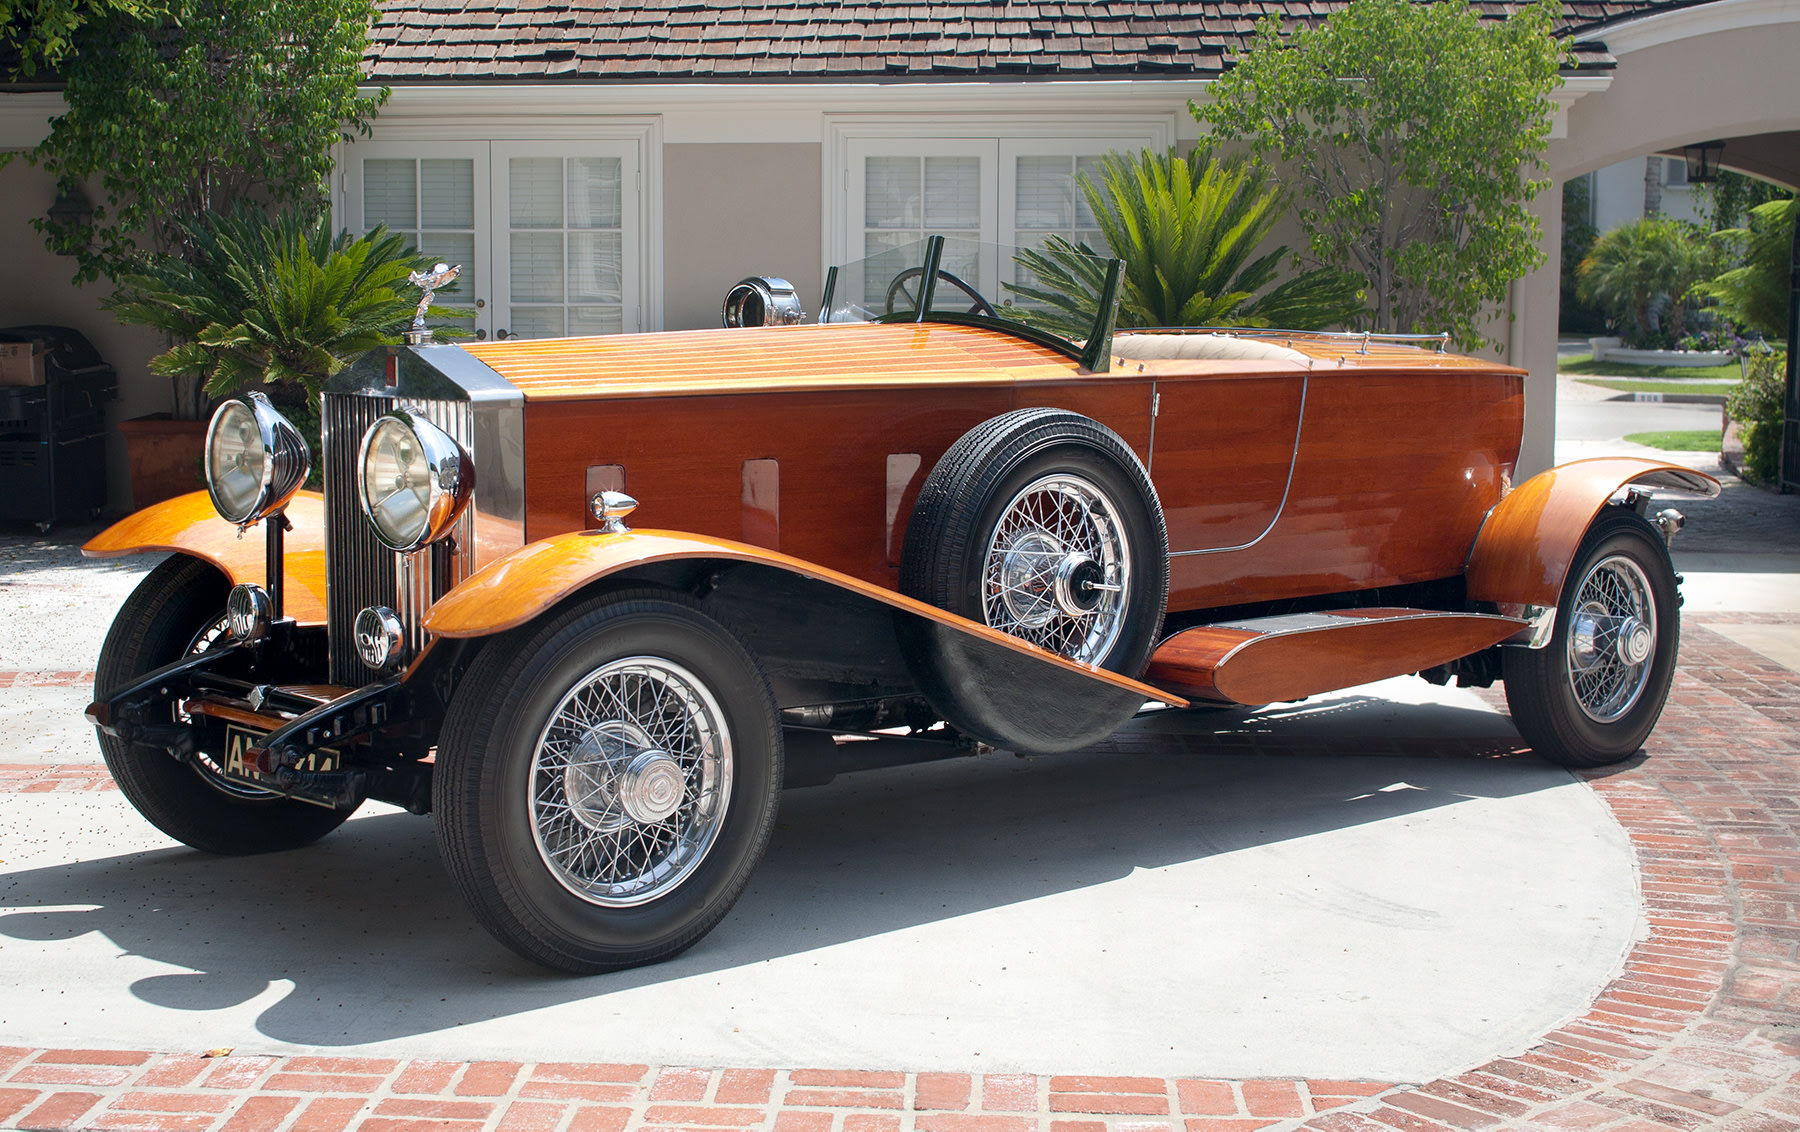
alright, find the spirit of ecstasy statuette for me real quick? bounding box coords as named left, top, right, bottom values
left=405, top=262, right=461, bottom=345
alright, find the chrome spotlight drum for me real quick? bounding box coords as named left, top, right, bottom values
left=204, top=392, right=311, bottom=528
left=722, top=277, right=805, bottom=328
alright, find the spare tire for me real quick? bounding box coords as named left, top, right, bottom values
left=897, top=408, right=1168, bottom=752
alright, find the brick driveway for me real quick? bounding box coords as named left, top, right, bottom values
left=0, top=613, right=1795, bottom=1132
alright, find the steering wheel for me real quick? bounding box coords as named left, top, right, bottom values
left=884, top=267, right=998, bottom=318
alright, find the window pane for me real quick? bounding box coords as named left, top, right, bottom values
left=569, top=306, right=624, bottom=336
left=510, top=157, right=564, bottom=228
left=569, top=231, right=622, bottom=303
left=923, top=156, right=980, bottom=229
left=866, top=156, right=919, bottom=229
left=1016, top=155, right=1073, bottom=230
left=421, top=159, right=475, bottom=228
left=1074, top=155, right=1105, bottom=229
left=511, top=232, right=564, bottom=302
left=364, top=160, right=417, bottom=230
left=568, top=157, right=622, bottom=230
left=510, top=307, right=564, bottom=339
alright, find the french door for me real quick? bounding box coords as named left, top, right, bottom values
left=345, top=141, right=642, bottom=341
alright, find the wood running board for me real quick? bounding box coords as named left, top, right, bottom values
left=1144, top=608, right=1528, bottom=707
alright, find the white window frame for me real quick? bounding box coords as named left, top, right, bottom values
left=334, top=119, right=663, bottom=335
left=824, top=114, right=1176, bottom=281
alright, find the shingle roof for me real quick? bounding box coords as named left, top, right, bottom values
left=363, top=0, right=1717, bottom=84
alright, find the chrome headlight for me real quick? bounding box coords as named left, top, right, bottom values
left=357, top=410, right=475, bottom=552
left=204, top=391, right=311, bottom=527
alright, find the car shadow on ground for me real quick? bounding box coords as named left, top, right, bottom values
left=0, top=692, right=1568, bottom=1050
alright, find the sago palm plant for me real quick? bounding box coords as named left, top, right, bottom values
left=1008, top=148, right=1365, bottom=339
left=109, top=203, right=457, bottom=406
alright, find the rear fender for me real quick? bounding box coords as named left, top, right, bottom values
left=422, top=530, right=1184, bottom=731
left=1464, top=458, right=1719, bottom=612
left=82, top=491, right=329, bottom=625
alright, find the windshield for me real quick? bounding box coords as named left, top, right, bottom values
left=819, top=236, right=1122, bottom=370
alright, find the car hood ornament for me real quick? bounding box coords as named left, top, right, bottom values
left=406, top=262, right=461, bottom=345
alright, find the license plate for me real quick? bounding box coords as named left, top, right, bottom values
left=221, top=724, right=341, bottom=789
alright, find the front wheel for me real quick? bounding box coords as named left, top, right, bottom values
left=95, top=554, right=355, bottom=854
left=434, top=588, right=783, bottom=973
left=1503, top=508, right=1680, bottom=767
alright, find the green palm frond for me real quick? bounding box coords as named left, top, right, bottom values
left=106, top=201, right=460, bottom=403
left=1008, top=148, right=1365, bottom=338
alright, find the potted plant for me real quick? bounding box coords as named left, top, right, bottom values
left=108, top=203, right=461, bottom=497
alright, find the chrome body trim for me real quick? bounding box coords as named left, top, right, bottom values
left=1165, top=373, right=1308, bottom=557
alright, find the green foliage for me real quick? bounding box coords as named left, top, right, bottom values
left=1007, top=148, right=1364, bottom=339
left=0, top=0, right=159, bottom=76
left=1193, top=0, right=1567, bottom=350
left=1576, top=218, right=1724, bottom=345
left=28, top=0, right=386, bottom=287
left=1699, top=169, right=1795, bottom=232
left=1727, top=349, right=1787, bottom=484
left=1560, top=176, right=1607, bottom=335
left=107, top=204, right=458, bottom=405
left=1693, top=198, right=1799, bottom=339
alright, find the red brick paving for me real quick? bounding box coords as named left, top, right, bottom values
left=1, top=620, right=1797, bottom=1130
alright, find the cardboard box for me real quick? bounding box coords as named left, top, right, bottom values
left=0, top=341, right=46, bottom=387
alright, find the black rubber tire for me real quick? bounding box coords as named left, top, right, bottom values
left=900, top=407, right=1168, bottom=677
left=95, top=554, right=355, bottom=854
left=1503, top=508, right=1681, bottom=767
left=433, top=588, right=783, bottom=974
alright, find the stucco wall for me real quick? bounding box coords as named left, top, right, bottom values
left=0, top=158, right=173, bottom=517
left=662, top=142, right=822, bottom=332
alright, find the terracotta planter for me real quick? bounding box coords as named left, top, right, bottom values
left=117, top=414, right=207, bottom=510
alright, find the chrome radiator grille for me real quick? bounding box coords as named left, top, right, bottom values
left=322, top=391, right=475, bottom=686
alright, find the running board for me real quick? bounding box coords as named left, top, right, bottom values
left=1145, top=608, right=1528, bottom=707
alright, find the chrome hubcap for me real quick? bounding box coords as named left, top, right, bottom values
left=532, top=657, right=732, bottom=907
left=982, top=474, right=1130, bottom=664
left=1565, top=555, right=1658, bottom=724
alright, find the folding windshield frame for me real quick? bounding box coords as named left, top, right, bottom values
left=819, top=235, right=1124, bottom=374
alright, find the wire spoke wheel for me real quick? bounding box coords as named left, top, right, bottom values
left=530, top=657, right=732, bottom=907
left=1564, top=554, right=1657, bottom=723
left=981, top=473, right=1130, bottom=664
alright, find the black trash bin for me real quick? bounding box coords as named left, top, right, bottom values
left=0, top=325, right=118, bottom=531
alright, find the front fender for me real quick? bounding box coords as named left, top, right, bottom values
left=422, top=528, right=1184, bottom=709
left=1465, top=458, right=1719, bottom=609
left=82, top=490, right=329, bottom=625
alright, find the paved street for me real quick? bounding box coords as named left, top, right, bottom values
left=0, top=381, right=1796, bottom=1130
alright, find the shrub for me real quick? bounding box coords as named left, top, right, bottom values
left=1726, top=350, right=1787, bottom=484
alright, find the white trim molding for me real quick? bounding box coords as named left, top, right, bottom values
left=1590, top=0, right=1800, bottom=53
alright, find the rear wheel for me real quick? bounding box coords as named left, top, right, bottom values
left=434, top=588, right=782, bottom=973
left=1503, top=508, right=1680, bottom=767
left=95, top=554, right=354, bottom=854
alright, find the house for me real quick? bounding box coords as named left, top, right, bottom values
left=0, top=0, right=1794, bottom=515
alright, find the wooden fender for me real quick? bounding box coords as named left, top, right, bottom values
left=1464, top=458, right=1719, bottom=610
left=82, top=490, right=330, bottom=625
left=423, top=529, right=1185, bottom=751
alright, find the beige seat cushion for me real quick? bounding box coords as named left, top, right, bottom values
left=1112, top=332, right=1310, bottom=365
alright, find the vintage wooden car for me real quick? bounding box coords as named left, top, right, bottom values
left=85, top=237, right=1717, bottom=973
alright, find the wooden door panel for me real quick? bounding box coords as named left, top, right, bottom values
left=1151, top=375, right=1305, bottom=553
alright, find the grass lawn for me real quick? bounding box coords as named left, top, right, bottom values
left=1575, top=378, right=1736, bottom=396
left=1623, top=430, right=1721, bottom=451
left=1558, top=353, right=1742, bottom=381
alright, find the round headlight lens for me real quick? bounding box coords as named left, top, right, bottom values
left=206, top=401, right=266, bottom=523
left=203, top=391, right=310, bottom=527
left=357, top=411, right=475, bottom=552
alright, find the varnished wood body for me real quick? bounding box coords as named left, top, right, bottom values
left=83, top=491, right=329, bottom=625
left=1145, top=609, right=1527, bottom=706
left=476, top=323, right=1525, bottom=613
